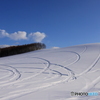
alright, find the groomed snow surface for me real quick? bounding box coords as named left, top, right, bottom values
left=0, top=43, right=100, bottom=100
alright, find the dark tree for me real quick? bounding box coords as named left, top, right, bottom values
left=0, top=43, right=46, bottom=57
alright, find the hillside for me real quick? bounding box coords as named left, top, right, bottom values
left=0, top=43, right=100, bottom=100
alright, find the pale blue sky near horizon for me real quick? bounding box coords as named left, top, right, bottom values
left=0, top=0, right=100, bottom=48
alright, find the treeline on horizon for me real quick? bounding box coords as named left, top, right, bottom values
left=0, top=43, right=46, bottom=57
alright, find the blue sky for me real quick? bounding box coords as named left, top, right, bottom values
left=0, top=0, right=100, bottom=48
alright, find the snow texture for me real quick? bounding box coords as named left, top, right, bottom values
left=0, top=43, right=100, bottom=100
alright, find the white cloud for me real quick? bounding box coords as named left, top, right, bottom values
left=0, top=29, right=9, bottom=37
left=0, top=29, right=27, bottom=40
left=0, top=29, right=46, bottom=42
left=29, top=32, right=46, bottom=42
left=9, top=31, right=27, bottom=40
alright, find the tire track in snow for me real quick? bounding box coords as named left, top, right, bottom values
left=76, top=54, right=100, bottom=77
left=11, top=51, right=80, bottom=85
left=0, top=64, right=21, bottom=85
left=16, top=48, right=83, bottom=85
left=76, top=46, right=100, bottom=92
left=0, top=57, right=50, bottom=87
left=0, top=51, right=81, bottom=100
left=75, top=45, right=100, bottom=77
left=0, top=68, right=14, bottom=80
left=0, top=46, right=87, bottom=100
left=67, top=46, right=100, bottom=100
left=13, top=65, right=62, bottom=86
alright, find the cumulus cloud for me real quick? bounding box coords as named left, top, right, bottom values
left=29, top=32, right=46, bottom=42
left=0, top=29, right=27, bottom=40
left=0, top=29, right=46, bottom=42
left=0, top=29, right=9, bottom=37
left=9, top=31, right=27, bottom=40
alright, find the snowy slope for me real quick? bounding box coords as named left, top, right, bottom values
left=0, top=43, right=100, bottom=100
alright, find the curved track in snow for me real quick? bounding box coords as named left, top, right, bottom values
left=0, top=44, right=100, bottom=100
left=0, top=50, right=80, bottom=100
